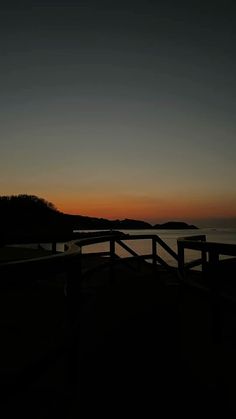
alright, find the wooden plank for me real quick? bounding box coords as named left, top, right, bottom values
left=115, top=239, right=140, bottom=257
left=155, top=236, right=179, bottom=261
left=184, top=258, right=203, bottom=270
left=177, top=240, right=236, bottom=256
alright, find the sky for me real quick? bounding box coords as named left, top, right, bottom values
left=0, top=1, right=236, bottom=227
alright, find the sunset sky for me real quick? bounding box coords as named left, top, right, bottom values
left=0, top=1, right=235, bottom=226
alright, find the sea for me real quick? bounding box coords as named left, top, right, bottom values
left=73, top=227, right=236, bottom=267
left=15, top=227, right=236, bottom=267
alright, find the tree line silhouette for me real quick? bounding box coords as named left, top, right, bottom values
left=0, top=194, right=197, bottom=244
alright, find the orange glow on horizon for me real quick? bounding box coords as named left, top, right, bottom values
left=54, top=194, right=236, bottom=223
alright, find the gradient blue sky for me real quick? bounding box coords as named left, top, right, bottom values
left=0, top=1, right=235, bottom=226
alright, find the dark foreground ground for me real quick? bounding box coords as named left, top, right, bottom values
left=0, top=256, right=236, bottom=418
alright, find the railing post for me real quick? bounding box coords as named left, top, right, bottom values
left=110, top=238, right=115, bottom=258
left=208, top=251, right=221, bottom=343
left=66, top=251, right=81, bottom=410
left=109, top=238, right=115, bottom=280
left=201, top=236, right=207, bottom=274
left=177, top=241, right=185, bottom=278
left=201, top=250, right=207, bottom=273
left=208, top=250, right=219, bottom=266
left=152, top=238, right=157, bottom=266
left=152, top=238, right=159, bottom=277
left=52, top=241, right=57, bottom=253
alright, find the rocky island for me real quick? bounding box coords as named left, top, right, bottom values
left=153, top=221, right=198, bottom=230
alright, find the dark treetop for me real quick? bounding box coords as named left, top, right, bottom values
left=0, top=195, right=197, bottom=244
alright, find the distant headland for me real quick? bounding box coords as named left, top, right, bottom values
left=153, top=221, right=198, bottom=230
left=0, top=195, right=198, bottom=243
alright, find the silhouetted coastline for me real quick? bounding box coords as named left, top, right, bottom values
left=0, top=194, right=197, bottom=245
left=153, top=221, right=198, bottom=229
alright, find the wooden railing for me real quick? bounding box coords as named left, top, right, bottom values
left=1, top=231, right=236, bottom=407
left=0, top=249, right=81, bottom=405
left=0, top=231, right=179, bottom=406
left=177, top=235, right=236, bottom=347
left=72, top=232, right=179, bottom=274
left=177, top=235, right=236, bottom=278
left=177, top=235, right=207, bottom=277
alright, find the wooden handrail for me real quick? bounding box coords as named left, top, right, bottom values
left=0, top=232, right=181, bottom=284
left=2, top=233, right=235, bottom=282
left=155, top=235, right=179, bottom=261
left=72, top=233, right=179, bottom=270
left=178, top=239, right=236, bottom=256
left=115, top=239, right=140, bottom=258
left=177, top=235, right=236, bottom=278
left=1, top=230, right=236, bottom=403
left=178, top=235, right=206, bottom=242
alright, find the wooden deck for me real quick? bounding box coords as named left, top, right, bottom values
left=0, top=251, right=236, bottom=418
left=1, top=228, right=236, bottom=418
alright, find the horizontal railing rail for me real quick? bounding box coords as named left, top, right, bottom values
left=72, top=233, right=179, bottom=274
left=177, top=235, right=236, bottom=348
left=177, top=235, right=236, bottom=277
left=177, top=235, right=206, bottom=276
left=1, top=230, right=236, bottom=405
left=0, top=232, right=179, bottom=286
left=0, top=247, right=82, bottom=402
left=0, top=232, right=179, bottom=396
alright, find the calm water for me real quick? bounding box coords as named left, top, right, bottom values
left=76, top=228, right=236, bottom=267
left=18, top=228, right=236, bottom=267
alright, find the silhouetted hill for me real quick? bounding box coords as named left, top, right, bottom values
left=0, top=195, right=197, bottom=244
left=0, top=195, right=152, bottom=242
left=63, top=215, right=152, bottom=230
left=0, top=195, right=63, bottom=237
left=153, top=221, right=198, bottom=229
